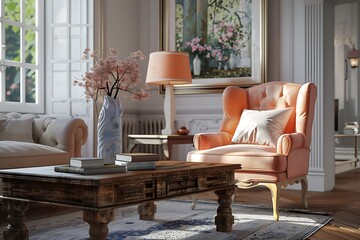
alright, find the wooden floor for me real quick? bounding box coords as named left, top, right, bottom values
left=1, top=168, right=359, bottom=239
left=193, top=167, right=360, bottom=239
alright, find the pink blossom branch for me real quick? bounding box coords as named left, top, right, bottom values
left=73, top=48, right=148, bottom=102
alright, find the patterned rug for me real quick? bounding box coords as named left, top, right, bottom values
left=0, top=200, right=331, bottom=240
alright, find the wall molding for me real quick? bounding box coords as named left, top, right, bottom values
left=189, top=118, right=222, bottom=133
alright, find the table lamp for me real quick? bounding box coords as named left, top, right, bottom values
left=146, top=51, right=192, bottom=135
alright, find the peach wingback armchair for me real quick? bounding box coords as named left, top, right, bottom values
left=187, top=81, right=317, bottom=221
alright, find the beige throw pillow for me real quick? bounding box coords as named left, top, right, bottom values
left=231, top=108, right=293, bottom=147
left=0, top=118, right=34, bottom=142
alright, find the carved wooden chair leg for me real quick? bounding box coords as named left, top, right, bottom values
left=300, top=176, right=308, bottom=208
left=191, top=195, right=197, bottom=210
left=261, top=183, right=280, bottom=221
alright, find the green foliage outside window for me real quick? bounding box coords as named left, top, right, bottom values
left=3, top=0, right=36, bottom=103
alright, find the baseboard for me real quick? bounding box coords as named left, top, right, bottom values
left=335, top=147, right=358, bottom=159
left=285, top=170, right=334, bottom=192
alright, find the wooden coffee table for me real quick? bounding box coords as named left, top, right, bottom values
left=0, top=161, right=241, bottom=240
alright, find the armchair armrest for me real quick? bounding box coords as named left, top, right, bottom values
left=277, top=133, right=306, bottom=155
left=33, top=117, right=88, bottom=157
left=193, top=131, right=232, bottom=150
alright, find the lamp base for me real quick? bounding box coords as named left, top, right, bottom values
left=162, top=85, right=177, bottom=135
left=161, top=128, right=177, bottom=135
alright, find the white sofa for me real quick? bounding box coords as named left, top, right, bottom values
left=0, top=112, right=88, bottom=169
left=0, top=112, right=88, bottom=196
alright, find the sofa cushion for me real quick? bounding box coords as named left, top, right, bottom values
left=231, top=108, right=293, bottom=147
left=0, top=118, right=34, bottom=142
left=0, top=141, right=69, bottom=169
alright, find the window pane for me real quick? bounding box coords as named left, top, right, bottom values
left=71, top=62, right=85, bottom=98
left=71, top=101, right=87, bottom=116
left=4, top=0, right=20, bottom=22
left=70, top=27, right=81, bottom=60
left=26, top=68, right=36, bottom=103
left=71, top=0, right=81, bottom=24
left=25, top=29, right=36, bottom=64
left=25, top=0, right=36, bottom=26
left=52, top=102, right=67, bottom=114
left=5, top=66, right=20, bottom=102
left=53, top=0, right=67, bottom=24
left=52, top=71, right=67, bottom=98
left=5, top=24, right=20, bottom=62
left=53, top=27, right=67, bottom=59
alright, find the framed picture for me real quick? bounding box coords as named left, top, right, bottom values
left=160, top=0, right=267, bottom=94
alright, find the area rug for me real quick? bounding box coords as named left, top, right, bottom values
left=0, top=200, right=331, bottom=240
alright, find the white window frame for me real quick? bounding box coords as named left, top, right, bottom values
left=45, top=0, right=93, bottom=117
left=0, top=0, right=44, bottom=113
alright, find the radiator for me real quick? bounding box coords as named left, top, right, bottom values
left=122, top=118, right=137, bottom=153
left=122, top=117, right=165, bottom=157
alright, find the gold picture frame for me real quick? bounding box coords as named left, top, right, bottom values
left=160, top=0, right=268, bottom=94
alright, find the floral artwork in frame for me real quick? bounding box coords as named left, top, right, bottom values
left=161, top=0, right=267, bottom=94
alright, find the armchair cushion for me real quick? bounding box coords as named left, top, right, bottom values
left=232, top=108, right=293, bottom=147
left=187, top=144, right=287, bottom=173
left=0, top=118, right=34, bottom=143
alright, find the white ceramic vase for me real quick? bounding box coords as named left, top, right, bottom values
left=97, top=96, right=123, bottom=164
left=193, top=54, right=201, bottom=76
left=229, top=53, right=236, bottom=70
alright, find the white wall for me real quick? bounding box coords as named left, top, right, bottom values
left=94, top=0, right=162, bottom=116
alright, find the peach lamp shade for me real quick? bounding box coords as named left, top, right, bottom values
left=146, top=51, right=192, bottom=134
left=146, top=51, right=192, bottom=85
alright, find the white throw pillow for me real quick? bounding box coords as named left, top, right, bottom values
left=231, top=108, right=293, bottom=147
left=0, top=118, right=34, bottom=142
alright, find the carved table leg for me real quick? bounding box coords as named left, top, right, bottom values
left=3, top=200, right=29, bottom=240
left=215, top=187, right=235, bottom=232
left=83, top=208, right=114, bottom=240
left=138, top=202, right=157, bottom=220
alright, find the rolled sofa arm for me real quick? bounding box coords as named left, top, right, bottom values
left=276, top=133, right=306, bottom=156
left=33, top=117, right=88, bottom=157
left=193, top=131, right=232, bottom=150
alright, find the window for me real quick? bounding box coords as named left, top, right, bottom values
left=45, top=0, right=93, bottom=116
left=0, top=0, right=44, bottom=113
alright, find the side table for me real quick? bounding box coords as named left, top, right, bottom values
left=334, top=133, right=360, bottom=167
left=128, top=134, right=194, bottom=159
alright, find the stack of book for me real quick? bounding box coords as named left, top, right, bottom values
left=115, top=153, right=159, bottom=171
left=343, top=122, right=359, bottom=134
left=54, top=157, right=127, bottom=175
